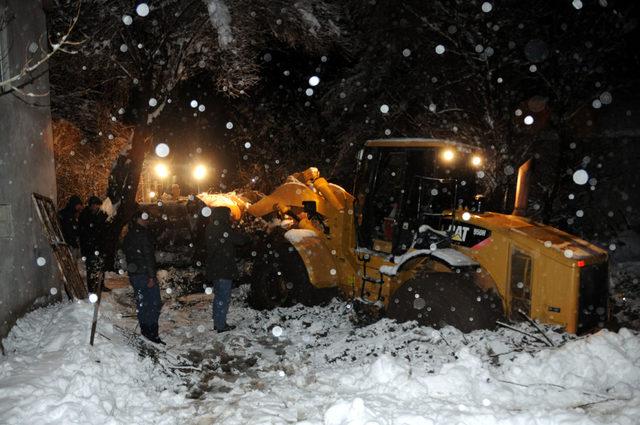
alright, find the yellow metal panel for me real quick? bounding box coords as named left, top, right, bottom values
left=289, top=235, right=340, bottom=289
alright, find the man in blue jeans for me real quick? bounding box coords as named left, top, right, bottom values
left=205, top=206, right=248, bottom=333
left=123, top=210, right=164, bottom=344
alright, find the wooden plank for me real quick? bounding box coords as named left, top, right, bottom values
left=32, top=193, right=88, bottom=299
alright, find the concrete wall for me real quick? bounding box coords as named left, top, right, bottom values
left=0, top=0, right=61, bottom=339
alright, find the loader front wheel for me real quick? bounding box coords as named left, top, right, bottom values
left=386, top=271, right=504, bottom=333
left=247, top=236, right=336, bottom=310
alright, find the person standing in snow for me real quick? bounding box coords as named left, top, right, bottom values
left=205, top=206, right=248, bottom=333
left=79, top=196, right=110, bottom=294
left=58, top=195, right=83, bottom=257
left=123, top=210, right=164, bottom=344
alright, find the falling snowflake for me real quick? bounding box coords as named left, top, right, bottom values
left=272, top=326, right=283, bottom=337
left=136, top=3, right=150, bottom=17
left=435, top=45, right=445, bottom=54
left=36, top=257, right=46, bottom=266
left=308, top=76, right=320, bottom=86
left=481, top=2, right=493, bottom=12
left=573, top=169, right=589, bottom=185
left=380, top=104, right=390, bottom=114
left=155, top=143, right=170, bottom=157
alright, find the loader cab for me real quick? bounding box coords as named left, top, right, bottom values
left=354, top=139, right=484, bottom=255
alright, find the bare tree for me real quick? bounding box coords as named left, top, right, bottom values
left=48, top=0, right=345, bottom=268
left=0, top=4, right=80, bottom=97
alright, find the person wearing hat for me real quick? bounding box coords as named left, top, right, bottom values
left=79, top=196, right=109, bottom=294
left=123, top=210, right=164, bottom=344
left=205, top=206, right=249, bottom=333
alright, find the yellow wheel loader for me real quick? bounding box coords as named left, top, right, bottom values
left=243, top=138, right=609, bottom=334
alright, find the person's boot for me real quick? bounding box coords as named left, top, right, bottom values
left=215, top=323, right=236, bottom=333
left=144, top=323, right=166, bottom=345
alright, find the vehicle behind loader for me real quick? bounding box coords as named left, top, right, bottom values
left=243, top=139, right=609, bottom=334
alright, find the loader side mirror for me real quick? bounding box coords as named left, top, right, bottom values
left=473, top=195, right=485, bottom=213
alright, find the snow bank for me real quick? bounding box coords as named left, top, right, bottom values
left=2, top=282, right=640, bottom=425
left=0, top=301, right=192, bottom=425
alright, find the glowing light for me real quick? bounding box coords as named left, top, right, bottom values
left=471, top=155, right=482, bottom=166
left=149, top=191, right=156, bottom=198
left=154, top=163, right=169, bottom=178
left=577, top=260, right=586, bottom=267
left=462, top=212, right=472, bottom=221
left=442, top=149, right=455, bottom=162
left=193, top=164, right=207, bottom=181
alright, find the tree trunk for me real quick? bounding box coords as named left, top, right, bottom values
left=542, top=126, right=572, bottom=225
left=102, top=127, right=149, bottom=271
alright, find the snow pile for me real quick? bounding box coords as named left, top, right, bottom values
left=0, top=301, right=193, bottom=425
left=197, top=191, right=250, bottom=221
left=1, top=282, right=640, bottom=424
left=203, top=0, right=233, bottom=49
left=285, top=228, right=317, bottom=243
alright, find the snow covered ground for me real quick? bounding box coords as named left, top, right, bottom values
left=1, top=274, right=640, bottom=425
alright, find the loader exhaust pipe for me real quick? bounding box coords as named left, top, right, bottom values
left=512, top=158, right=534, bottom=217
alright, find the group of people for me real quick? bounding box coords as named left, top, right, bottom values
left=58, top=195, right=110, bottom=294
left=59, top=195, right=247, bottom=345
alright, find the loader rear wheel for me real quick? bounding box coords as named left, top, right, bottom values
left=247, top=236, right=336, bottom=310
left=386, top=271, right=504, bottom=333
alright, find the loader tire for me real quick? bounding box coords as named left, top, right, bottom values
left=386, top=271, right=504, bottom=333
left=247, top=236, right=336, bottom=310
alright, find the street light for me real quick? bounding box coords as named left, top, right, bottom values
left=193, top=164, right=207, bottom=193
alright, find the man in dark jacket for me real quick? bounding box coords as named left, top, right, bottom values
left=58, top=195, right=83, bottom=252
left=123, top=210, right=164, bottom=344
left=205, top=206, right=248, bottom=333
left=78, top=196, right=109, bottom=293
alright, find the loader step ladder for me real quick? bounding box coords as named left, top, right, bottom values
left=32, top=193, right=88, bottom=300
left=358, top=253, right=385, bottom=303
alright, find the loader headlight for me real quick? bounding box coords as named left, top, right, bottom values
left=154, top=163, right=169, bottom=179
left=442, top=149, right=455, bottom=162
left=471, top=155, right=482, bottom=167
left=193, top=164, right=207, bottom=180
